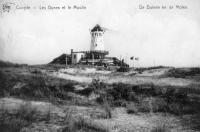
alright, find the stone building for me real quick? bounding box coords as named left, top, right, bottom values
left=50, top=24, right=129, bottom=67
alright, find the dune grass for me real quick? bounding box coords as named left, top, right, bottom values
left=0, top=101, right=50, bottom=132
left=1, top=65, right=200, bottom=131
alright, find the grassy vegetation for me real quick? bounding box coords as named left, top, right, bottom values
left=1, top=63, right=200, bottom=131
left=0, top=60, right=28, bottom=68
left=126, top=103, right=138, bottom=114
left=77, top=79, right=200, bottom=116
left=62, top=117, right=109, bottom=132
left=62, top=107, right=109, bottom=132
left=165, top=67, right=200, bottom=80
left=135, top=66, right=169, bottom=73
left=0, top=68, right=77, bottom=102
left=0, top=66, right=111, bottom=131
left=0, top=101, right=50, bottom=132
left=151, top=124, right=170, bottom=132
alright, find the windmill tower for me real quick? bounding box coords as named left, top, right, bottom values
left=90, top=24, right=105, bottom=51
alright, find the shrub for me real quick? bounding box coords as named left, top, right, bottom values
left=132, top=83, right=156, bottom=96
left=74, top=117, right=109, bottom=132
left=90, top=109, right=109, bottom=119
left=63, top=83, right=76, bottom=92
left=103, top=101, right=112, bottom=119
left=63, top=107, right=76, bottom=131
left=0, top=116, right=27, bottom=132
left=91, top=79, right=107, bottom=90
left=20, top=75, right=49, bottom=98
left=162, top=87, right=188, bottom=104
left=151, top=98, right=168, bottom=112
left=112, top=99, right=127, bottom=107
left=117, top=67, right=130, bottom=72
left=0, top=71, right=7, bottom=96
left=0, top=67, right=77, bottom=101
left=136, top=97, right=168, bottom=113
left=96, top=94, right=112, bottom=119
left=0, top=102, right=39, bottom=132
left=151, top=124, right=170, bottom=132
left=167, top=103, right=183, bottom=115
left=78, top=79, right=107, bottom=97
left=30, top=69, right=42, bottom=74
left=108, top=83, right=136, bottom=101
left=62, top=115, right=109, bottom=132
left=0, top=71, right=16, bottom=97
left=78, top=88, right=94, bottom=97
left=138, top=97, right=152, bottom=112
left=165, top=67, right=200, bottom=78
left=127, top=103, right=138, bottom=114
left=90, top=101, right=112, bottom=119
left=14, top=74, right=76, bottom=101
left=16, top=102, right=38, bottom=122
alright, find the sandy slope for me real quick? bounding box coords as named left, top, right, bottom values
left=0, top=97, right=192, bottom=132
left=49, top=67, right=197, bottom=87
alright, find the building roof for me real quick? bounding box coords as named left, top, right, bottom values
left=91, top=24, right=104, bottom=32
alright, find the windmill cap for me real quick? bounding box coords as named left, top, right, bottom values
left=91, top=24, right=104, bottom=32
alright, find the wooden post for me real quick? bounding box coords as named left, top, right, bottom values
left=66, top=55, right=68, bottom=66
left=92, top=53, right=94, bottom=65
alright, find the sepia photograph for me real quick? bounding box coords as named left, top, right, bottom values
left=0, top=0, right=200, bottom=131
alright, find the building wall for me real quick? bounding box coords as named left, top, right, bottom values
left=90, top=31, right=104, bottom=51
left=76, top=53, right=84, bottom=63
left=71, top=53, right=84, bottom=64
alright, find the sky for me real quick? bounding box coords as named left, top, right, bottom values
left=0, top=0, right=200, bottom=67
